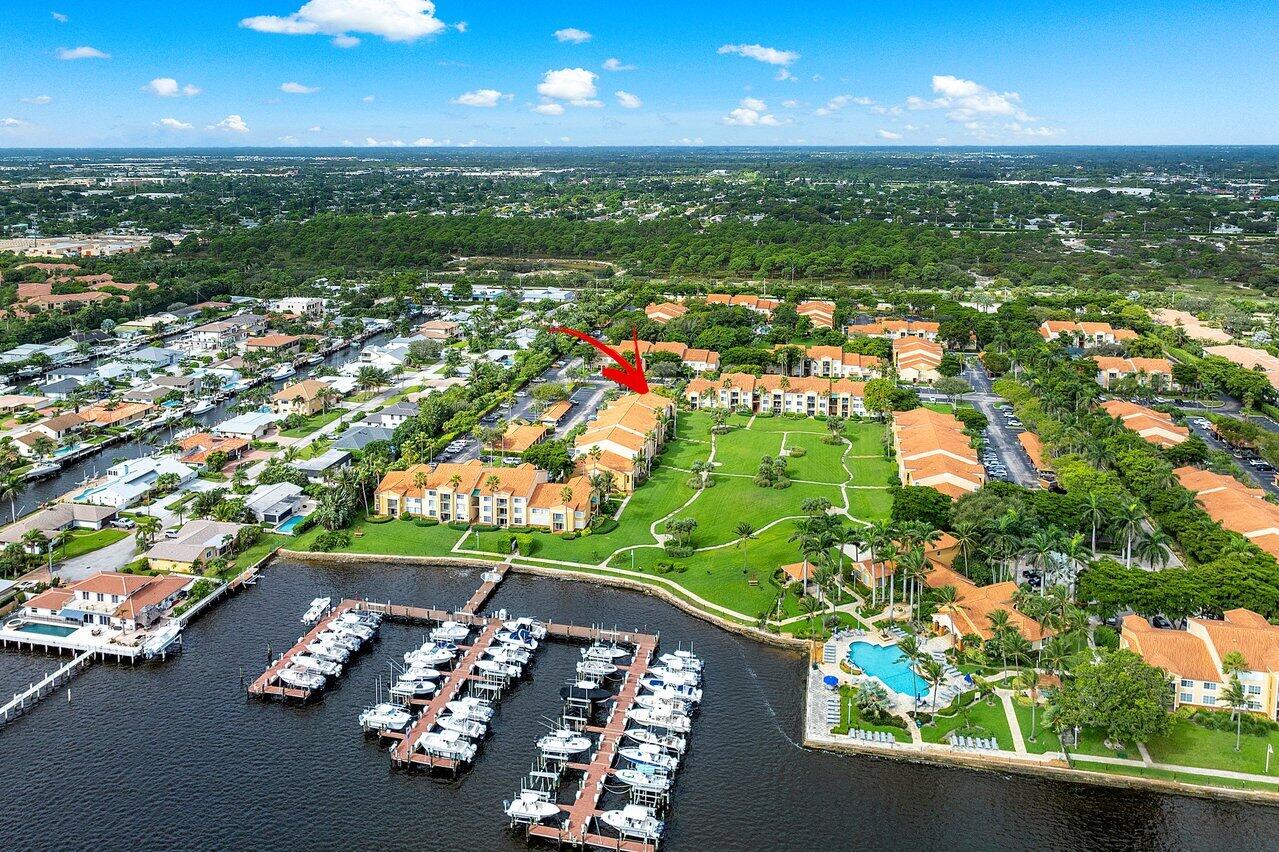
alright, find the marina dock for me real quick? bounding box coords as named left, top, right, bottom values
left=247, top=600, right=359, bottom=700
left=0, top=649, right=93, bottom=729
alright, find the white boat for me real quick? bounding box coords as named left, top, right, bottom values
left=476, top=658, right=521, bottom=679
left=614, top=768, right=673, bottom=792
left=502, top=617, right=547, bottom=640
left=277, top=667, right=325, bottom=691
left=359, top=702, right=412, bottom=733
left=641, top=679, right=702, bottom=704
left=446, top=697, right=495, bottom=723
left=430, top=620, right=471, bottom=642
left=626, top=707, right=691, bottom=733
left=619, top=744, right=680, bottom=772
left=418, top=729, right=477, bottom=762
left=582, top=642, right=629, bottom=661
left=302, top=353, right=323, bottom=365
left=302, top=597, right=331, bottom=625
left=292, top=653, right=342, bottom=677
left=405, top=643, right=457, bottom=668
left=306, top=640, right=350, bottom=662
left=495, top=628, right=538, bottom=652
left=576, top=659, right=618, bottom=679
left=269, top=364, right=296, bottom=381
left=658, top=650, right=703, bottom=672
left=504, top=790, right=560, bottom=824
left=437, top=714, right=487, bottom=739
left=485, top=645, right=530, bottom=665
left=647, top=666, right=700, bottom=687
left=624, top=727, right=686, bottom=754
left=316, top=631, right=361, bottom=653
left=599, top=805, right=664, bottom=841
left=344, top=610, right=383, bottom=627
left=537, top=729, right=593, bottom=758
left=332, top=616, right=376, bottom=640
left=191, top=399, right=215, bottom=415
left=634, top=693, right=692, bottom=715
left=390, top=674, right=439, bottom=700
left=401, top=665, right=444, bottom=680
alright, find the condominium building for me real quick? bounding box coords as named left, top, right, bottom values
left=1038, top=320, right=1139, bottom=346
left=1099, top=400, right=1188, bottom=447
left=846, top=318, right=940, bottom=341
left=573, top=393, right=676, bottom=493
left=891, top=408, right=985, bottom=499
left=1092, top=356, right=1175, bottom=390
left=892, top=337, right=944, bottom=384
left=684, top=373, right=866, bottom=417
left=644, top=302, right=688, bottom=324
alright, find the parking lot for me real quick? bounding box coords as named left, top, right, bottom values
left=958, top=359, right=1041, bottom=488
left=1183, top=414, right=1279, bottom=498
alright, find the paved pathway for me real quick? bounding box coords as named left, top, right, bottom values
left=58, top=535, right=139, bottom=580
left=998, top=690, right=1028, bottom=754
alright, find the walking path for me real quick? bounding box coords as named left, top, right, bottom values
left=998, top=690, right=1028, bottom=754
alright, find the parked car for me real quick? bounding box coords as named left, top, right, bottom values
left=111, top=518, right=136, bottom=530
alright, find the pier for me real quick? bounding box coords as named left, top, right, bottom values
left=0, top=649, right=93, bottom=729
left=247, top=600, right=359, bottom=700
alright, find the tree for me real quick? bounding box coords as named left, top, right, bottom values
left=1112, top=501, right=1145, bottom=569
left=1049, top=650, right=1173, bottom=748
left=863, top=378, right=897, bottom=419
left=0, top=470, right=23, bottom=523
left=890, top=485, right=952, bottom=530
left=134, top=514, right=161, bottom=548
left=734, top=522, right=756, bottom=571
left=1082, top=491, right=1108, bottom=556
left=934, top=376, right=972, bottom=403
left=921, top=657, right=946, bottom=716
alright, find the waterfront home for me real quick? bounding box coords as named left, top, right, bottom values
left=925, top=563, right=1050, bottom=649
left=244, top=333, right=301, bottom=357
left=1099, top=400, right=1188, bottom=448
left=1092, top=356, right=1176, bottom=391
left=418, top=319, right=461, bottom=340
left=292, top=448, right=352, bottom=483
left=77, top=401, right=154, bottom=429
left=891, top=408, right=985, bottom=499
left=245, top=482, right=305, bottom=525
left=374, top=460, right=594, bottom=532
left=145, top=520, right=244, bottom=572
left=213, top=411, right=280, bottom=440
left=27, top=411, right=87, bottom=441
left=78, top=456, right=197, bottom=508
left=271, top=379, right=332, bottom=417
left=0, top=394, right=52, bottom=414
left=21, top=570, right=193, bottom=630
left=1038, top=320, right=1138, bottom=346
left=333, top=423, right=395, bottom=451
left=846, top=318, right=941, bottom=341
left=47, top=365, right=95, bottom=383
left=38, top=377, right=85, bottom=401
left=1, top=341, right=78, bottom=365
left=178, top=432, right=249, bottom=469
left=365, top=401, right=418, bottom=430
left=1122, top=609, right=1279, bottom=718
left=130, top=346, right=182, bottom=368
left=268, top=297, right=327, bottom=318
left=190, top=314, right=267, bottom=350
left=0, top=503, right=118, bottom=549
left=892, top=337, right=943, bottom=384
left=573, top=393, right=675, bottom=493
left=645, top=302, right=687, bottom=324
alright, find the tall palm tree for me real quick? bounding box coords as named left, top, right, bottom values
left=411, top=470, right=429, bottom=519
left=1112, top=501, right=1145, bottom=568
left=898, top=546, right=928, bottom=622
left=922, top=658, right=946, bottom=717
left=987, top=609, right=1013, bottom=670
left=734, top=522, right=756, bottom=571
left=1023, top=528, right=1061, bottom=593
left=1136, top=529, right=1174, bottom=570
left=0, top=470, right=23, bottom=524
left=951, top=520, right=982, bottom=571
left=1081, top=492, right=1107, bottom=556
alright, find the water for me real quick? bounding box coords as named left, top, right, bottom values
left=849, top=640, right=930, bottom=697
left=0, top=559, right=1274, bottom=850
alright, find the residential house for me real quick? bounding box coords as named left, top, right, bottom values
left=145, top=520, right=245, bottom=572
left=1099, top=400, right=1188, bottom=448
left=365, top=401, right=418, bottom=430
left=846, top=319, right=941, bottom=341
left=418, top=319, right=461, bottom=340
left=269, top=297, right=327, bottom=318
left=645, top=302, right=688, bottom=324
left=925, top=563, right=1051, bottom=649
left=77, top=401, right=154, bottom=429
left=1038, top=320, right=1139, bottom=346
left=892, top=338, right=944, bottom=384
left=27, top=411, right=87, bottom=441
left=212, top=411, right=280, bottom=440
left=292, top=448, right=352, bottom=483
left=333, top=423, right=395, bottom=451
left=271, top=379, right=332, bottom=417
left=0, top=503, right=118, bottom=547
left=1092, top=356, right=1176, bottom=391
left=245, top=482, right=305, bottom=525
left=244, top=334, right=301, bottom=357
left=190, top=314, right=267, bottom=350
left=891, top=408, right=985, bottom=499
left=21, top=571, right=193, bottom=631
left=76, top=456, right=196, bottom=508
left=177, top=432, right=249, bottom=469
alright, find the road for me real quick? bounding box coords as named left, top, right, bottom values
left=1183, top=417, right=1279, bottom=498
left=959, top=360, right=1039, bottom=488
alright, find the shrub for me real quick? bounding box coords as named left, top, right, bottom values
left=1093, top=625, right=1120, bottom=649
left=447, top=521, right=471, bottom=531
left=593, top=518, right=619, bottom=534
left=561, top=531, right=577, bottom=541
left=365, top=514, right=392, bottom=524
left=474, top=524, right=500, bottom=533
left=512, top=534, right=537, bottom=556
left=413, top=518, right=440, bottom=527
left=313, top=530, right=351, bottom=552
left=788, top=446, right=807, bottom=458
left=663, top=543, right=694, bottom=557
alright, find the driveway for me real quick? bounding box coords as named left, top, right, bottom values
left=58, top=534, right=139, bottom=581
left=960, top=359, right=1039, bottom=488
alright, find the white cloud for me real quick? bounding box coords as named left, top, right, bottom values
left=364, top=136, right=406, bottom=146
left=211, top=114, right=250, bottom=133
left=717, top=43, right=798, bottom=66
left=775, top=68, right=795, bottom=82
left=51, top=11, right=68, bottom=22
left=332, top=34, right=360, bottom=47
left=1, top=118, right=28, bottom=128
left=21, top=95, right=53, bottom=105
left=537, top=68, right=599, bottom=107
left=57, top=46, right=110, bottom=60
left=144, top=77, right=201, bottom=97
left=614, top=90, right=642, bottom=109
left=278, top=135, right=299, bottom=143
left=155, top=117, right=193, bottom=131
left=241, top=0, right=446, bottom=44
left=308, top=125, right=323, bottom=132
left=781, top=99, right=800, bottom=109
left=876, top=129, right=901, bottom=140
left=452, top=88, right=505, bottom=107
left=602, top=58, right=635, bottom=72
left=722, top=98, right=783, bottom=126
left=553, top=27, right=592, bottom=43
left=907, top=74, right=1032, bottom=122
left=362, top=94, right=375, bottom=102
left=533, top=103, right=565, bottom=116
left=814, top=94, right=874, bottom=116
left=1007, top=123, right=1060, bottom=138
left=281, top=81, right=320, bottom=94
left=452, top=21, right=467, bottom=33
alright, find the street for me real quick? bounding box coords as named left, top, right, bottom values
left=959, top=359, right=1040, bottom=488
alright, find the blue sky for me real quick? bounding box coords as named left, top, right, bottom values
left=2, top=0, right=1277, bottom=147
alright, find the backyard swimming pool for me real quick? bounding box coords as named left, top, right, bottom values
left=14, top=621, right=78, bottom=638
left=276, top=515, right=307, bottom=535
left=848, top=641, right=929, bottom=697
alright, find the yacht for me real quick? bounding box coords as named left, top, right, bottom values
left=332, top=622, right=375, bottom=643
left=502, top=617, right=548, bottom=640
left=495, top=628, right=538, bottom=652
left=302, top=353, right=324, bottom=365
left=646, top=666, right=700, bottom=687
left=277, top=667, right=326, bottom=691
left=405, top=642, right=457, bottom=668
left=306, top=641, right=349, bottom=663
left=344, top=610, right=383, bottom=628
left=291, top=654, right=342, bottom=677
left=619, top=744, right=680, bottom=773
left=624, top=727, right=686, bottom=754
left=504, top=790, right=560, bottom=824
left=560, top=681, right=612, bottom=704
left=626, top=707, right=691, bottom=733
left=537, top=729, right=593, bottom=759
left=446, top=697, right=495, bottom=723
left=658, top=650, right=703, bottom=672
left=316, top=631, right=361, bottom=653
left=476, top=658, right=521, bottom=679
left=437, top=714, right=487, bottom=739
left=599, top=805, right=664, bottom=842
left=430, top=620, right=471, bottom=642
left=582, top=642, right=629, bottom=661
left=576, top=659, right=618, bottom=679
left=269, top=364, right=296, bottom=381
left=484, top=645, right=530, bottom=666
left=614, top=768, right=673, bottom=792
left=390, top=674, right=439, bottom=701
left=641, top=679, right=703, bottom=704
left=359, top=702, right=412, bottom=734
left=190, top=399, right=215, bottom=416
left=401, top=665, right=445, bottom=681
left=418, top=730, right=477, bottom=762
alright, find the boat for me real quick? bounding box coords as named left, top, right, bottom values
left=504, top=790, right=560, bottom=824
left=619, top=744, right=680, bottom=772
left=634, top=694, right=693, bottom=715
left=359, top=702, right=412, bottom=734
left=190, top=399, right=215, bottom=415
left=405, top=642, right=457, bottom=667
left=306, top=641, right=350, bottom=663
left=495, top=628, right=538, bottom=652
left=430, top=620, right=471, bottom=642
left=331, top=620, right=375, bottom=642
left=624, top=727, right=686, bottom=754
left=502, top=617, right=547, bottom=640
left=658, top=650, right=703, bottom=672
left=291, top=654, right=342, bottom=677
left=269, top=364, right=296, bottom=381
left=301, top=597, right=331, bottom=625
left=302, top=353, right=323, bottom=365
left=626, top=707, right=691, bottom=733
left=277, top=667, right=326, bottom=691
left=537, top=729, right=593, bottom=759
left=614, top=767, right=673, bottom=792
left=418, top=729, right=477, bottom=762
left=599, top=805, right=664, bottom=841
left=476, top=658, right=521, bottom=679
left=559, top=681, right=612, bottom=704
left=316, top=631, right=361, bottom=653
left=390, top=674, right=439, bottom=700
left=344, top=610, right=383, bottom=628
left=647, top=666, right=700, bottom=687
left=484, top=645, right=530, bottom=665
left=437, top=714, right=487, bottom=739
left=640, top=679, right=703, bottom=704
left=401, top=665, right=444, bottom=681
left=582, top=642, right=629, bottom=661
left=576, top=659, right=618, bottom=679
left=446, top=697, right=495, bottom=723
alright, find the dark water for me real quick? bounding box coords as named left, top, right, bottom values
left=1, top=560, right=1275, bottom=851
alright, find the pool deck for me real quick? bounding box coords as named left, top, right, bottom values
left=0, top=617, right=154, bottom=662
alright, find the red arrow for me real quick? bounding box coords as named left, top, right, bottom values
left=549, top=326, right=650, bottom=395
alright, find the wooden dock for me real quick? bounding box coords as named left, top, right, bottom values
left=247, top=600, right=358, bottom=700
left=528, top=634, right=659, bottom=852
left=461, top=561, right=510, bottom=615
left=0, top=649, right=93, bottom=729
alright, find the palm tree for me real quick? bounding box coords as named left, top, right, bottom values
left=1023, top=528, right=1060, bottom=589
left=951, top=520, right=982, bottom=571
left=1221, top=674, right=1250, bottom=752
left=1082, top=491, right=1108, bottom=555
left=1013, top=668, right=1041, bottom=742
left=411, top=470, right=429, bottom=519
left=987, top=609, right=1013, bottom=670
left=734, top=522, right=756, bottom=571
left=1112, top=501, right=1145, bottom=568
left=922, top=658, right=946, bottom=717
left=898, top=546, right=928, bottom=622
left=0, top=470, right=23, bottom=523
left=134, top=514, right=161, bottom=549
left=1136, top=529, right=1173, bottom=569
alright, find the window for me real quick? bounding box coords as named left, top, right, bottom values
left=1203, top=682, right=1216, bottom=691
left=1248, top=685, right=1263, bottom=695
left=1179, top=692, right=1193, bottom=703
left=1180, top=679, right=1193, bottom=688
left=1203, top=696, right=1216, bottom=705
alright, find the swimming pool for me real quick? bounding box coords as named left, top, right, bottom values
left=15, top=621, right=78, bottom=638
left=848, top=641, right=929, bottom=697
left=276, top=515, right=307, bottom=535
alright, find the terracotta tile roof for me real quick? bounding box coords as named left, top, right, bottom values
left=377, top=460, right=548, bottom=499
left=24, top=587, right=74, bottom=612
left=926, top=564, right=1049, bottom=643
left=575, top=448, right=636, bottom=477
left=78, top=401, right=153, bottom=426
left=1174, top=466, right=1263, bottom=498
left=540, top=400, right=572, bottom=422
left=272, top=379, right=329, bottom=403
left=499, top=423, right=548, bottom=453
left=529, top=474, right=592, bottom=512
left=576, top=424, right=649, bottom=453
left=245, top=333, right=300, bottom=348
left=70, top=572, right=155, bottom=597
left=644, top=302, right=687, bottom=323
left=1017, top=431, right=1049, bottom=471
left=1123, top=615, right=1220, bottom=682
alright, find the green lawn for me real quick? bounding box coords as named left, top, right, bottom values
left=1079, top=761, right=1279, bottom=793
left=920, top=695, right=1015, bottom=750
left=660, top=437, right=711, bottom=470
left=667, top=476, right=842, bottom=547
left=292, top=517, right=467, bottom=555
left=846, top=456, right=897, bottom=487
left=280, top=410, right=344, bottom=438
left=228, top=533, right=286, bottom=574
left=832, top=685, right=912, bottom=741
left=53, top=528, right=130, bottom=562
left=783, top=431, right=850, bottom=484
left=713, top=426, right=784, bottom=474
left=845, top=421, right=890, bottom=456
left=1144, top=716, right=1279, bottom=776
left=1012, top=697, right=1061, bottom=754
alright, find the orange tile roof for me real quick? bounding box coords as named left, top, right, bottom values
left=541, top=400, right=572, bottom=422
left=272, top=378, right=329, bottom=403
left=499, top=423, right=548, bottom=454
left=245, top=333, right=300, bottom=348
left=1123, top=615, right=1220, bottom=682
left=926, top=564, right=1049, bottom=643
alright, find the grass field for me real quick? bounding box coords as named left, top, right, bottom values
left=53, top=528, right=130, bottom=562
left=1144, top=717, right=1279, bottom=776
left=920, top=695, right=1015, bottom=750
